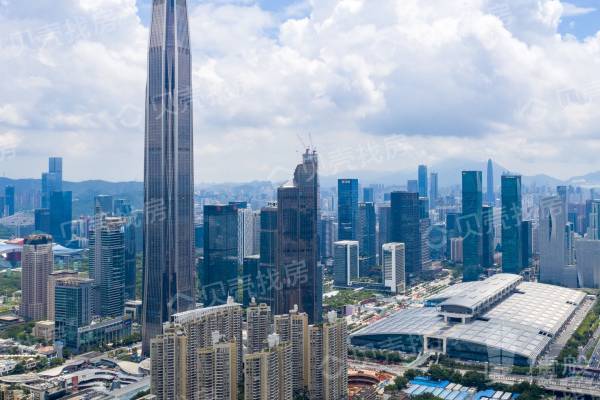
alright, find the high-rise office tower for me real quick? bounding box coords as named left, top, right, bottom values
left=319, top=216, right=335, bottom=261
left=419, top=197, right=429, bottom=219
left=418, top=165, right=428, bottom=198
left=358, top=202, right=376, bottom=275
left=123, top=219, right=137, bottom=300
left=461, top=171, right=483, bottom=281
left=89, top=215, right=125, bottom=317
left=237, top=205, right=257, bottom=263
left=486, top=159, right=494, bottom=206
left=4, top=186, right=14, bottom=216
left=54, top=276, right=93, bottom=350
left=172, top=298, right=243, bottom=389
left=430, top=172, right=439, bottom=208
left=521, top=220, right=532, bottom=268
left=202, top=204, right=239, bottom=306
left=406, top=180, right=418, bottom=193
left=482, top=205, right=494, bottom=268
left=243, top=255, right=261, bottom=307
left=333, top=241, right=359, bottom=287
left=308, top=311, right=348, bottom=400
left=247, top=302, right=272, bottom=353
left=501, top=175, right=522, bottom=273
left=419, top=218, right=432, bottom=271
left=142, top=0, right=196, bottom=355
left=539, top=196, right=567, bottom=285
left=390, top=191, right=422, bottom=277
left=47, top=269, right=78, bottom=321
left=377, top=204, right=392, bottom=263
left=588, top=200, right=600, bottom=240
left=575, top=239, right=600, bottom=288
left=41, top=157, right=63, bottom=209
left=0, top=196, right=4, bottom=218
left=20, top=234, right=54, bottom=321
left=34, top=208, right=51, bottom=234
left=445, top=212, right=459, bottom=259
left=363, top=187, right=374, bottom=203
left=382, top=243, right=406, bottom=294
left=92, top=195, right=112, bottom=215
left=113, top=198, right=132, bottom=216
left=276, top=150, right=321, bottom=323
left=337, top=179, right=359, bottom=241
left=198, top=336, right=239, bottom=400
left=259, top=204, right=277, bottom=309
left=244, top=334, right=292, bottom=400
left=49, top=191, right=72, bottom=246
left=274, top=307, right=309, bottom=395
left=150, top=324, right=188, bottom=400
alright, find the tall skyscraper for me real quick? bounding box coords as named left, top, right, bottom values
left=430, top=172, right=439, bottom=208
left=482, top=205, right=494, bottom=268
left=259, top=204, right=278, bottom=309
left=142, top=0, right=196, bottom=355
left=47, top=269, right=78, bottom=321
left=202, top=204, right=239, bottom=307
left=20, top=234, right=54, bottom=321
left=390, top=192, right=422, bottom=277
left=501, top=175, right=522, bottom=273
left=123, top=219, right=137, bottom=300
left=588, top=200, right=600, bottom=240
left=41, top=157, right=63, bottom=209
left=49, top=191, right=72, bottom=246
left=461, top=171, right=483, bottom=281
left=377, top=204, right=392, bottom=263
left=418, top=165, right=428, bottom=198
left=521, top=220, right=532, bottom=268
left=539, top=196, right=568, bottom=286
left=337, top=179, right=359, bottom=241
left=333, top=241, right=359, bottom=287
left=358, top=202, right=376, bottom=275
left=319, top=215, right=335, bottom=261
left=363, top=187, right=374, bottom=203
left=486, top=159, right=494, bottom=206
left=89, top=215, right=125, bottom=317
left=4, top=186, right=14, bottom=216
left=575, top=239, right=600, bottom=288
left=54, top=276, right=93, bottom=350
left=276, top=150, right=322, bottom=323
left=34, top=208, right=51, bottom=234
left=382, top=243, right=406, bottom=294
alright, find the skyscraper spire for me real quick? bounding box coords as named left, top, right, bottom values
left=142, top=0, right=195, bottom=355
left=486, top=159, right=494, bottom=206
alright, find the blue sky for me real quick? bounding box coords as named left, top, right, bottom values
left=1, top=0, right=600, bottom=182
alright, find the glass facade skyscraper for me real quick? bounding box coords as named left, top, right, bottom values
left=4, top=186, right=14, bottom=216
left=501, top=174, right=522, bottom=273
left=482, top=205, right=494, bottom=268
left=486, top=159, right=494, bottom=206
left=418, top=165, right=428, bottom=198
left=391, top=191, right=422, bottom=277
left=276, top=150, right=322, bottom=323
left=337, top=179, right=358, bottom=241
left=142, top=0, right=195, bottom=355
left=430, top=172, right=438, bottom=208
left=50, top=191, right=72, bottom=246
left=461, top=171, right=483, bottom=281
left=358, top=202, right=376, bottom=276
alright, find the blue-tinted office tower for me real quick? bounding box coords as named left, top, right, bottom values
left=486, top=159, right=494, bottom=206
left=338, top=179, right=359, bottom=241
left=124, top=220, right=137, bottom=300
left=94, top=195, right=114, bottom=215
left=501, top=175, right=522, bottom=273
left=358, top=202, right=377, bottom=276
left=418, top=165, right=428, bottom=198
left=521, top=220, right=532, bottom=268
left=419, top=197, right=429, bottom=219
left=430, top=172, right=439, bottom=208
left=391, top=191, right=422, bottom=277
left=363, top=187, right=374, bottom=203
left=377, top=204, right=392, bottom=263
left=0, top=197, right=4, bottom=218
left=202, top=205, right=239, bottom=307
left=113, top=199, right=132, bottom=216
left=259, top=205, right=278, bottom=309
left=482, top=205, right=494, bottom=268
left=276, top=150, right=321, bottom=323
left=42, top=157, right=62, bottom=209
left=461, top=171, right=483, bottom=281
left=142, top=0, right=195, bottom=355
left=445, top=212, right=459, bottom=259
left=35, top=209, right=51, bottom=234
left=407, top=180, right=418, bottom=194
left=4, top=186, right=15, bottom=216
left=50, top=191, right=72, bottom=246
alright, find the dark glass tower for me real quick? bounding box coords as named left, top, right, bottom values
left=486, top=159, right=494, bottom=206
left=259, top=205, right=277, bottom=308
left=501, top=174, right=522, bottom=273
left=4, top=186, right=15, bottom=216
left=142, top=0, right=195, bottom=355
left=358, top=202, right=377, bottom=276
left=461, top=171, right=482, bottom=281
left=276, top=150, right=321, bottom=323
left=418, top=165, right=428, bottom=198
left=50, top=191, right=72, bottom=246
left=338, top=179, right=359, bottom=241
left=521, top=220, right=532, bottom=268
left=482, top=205, right=494, bottom=268
left=391, top=191, right=421, bottom=277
